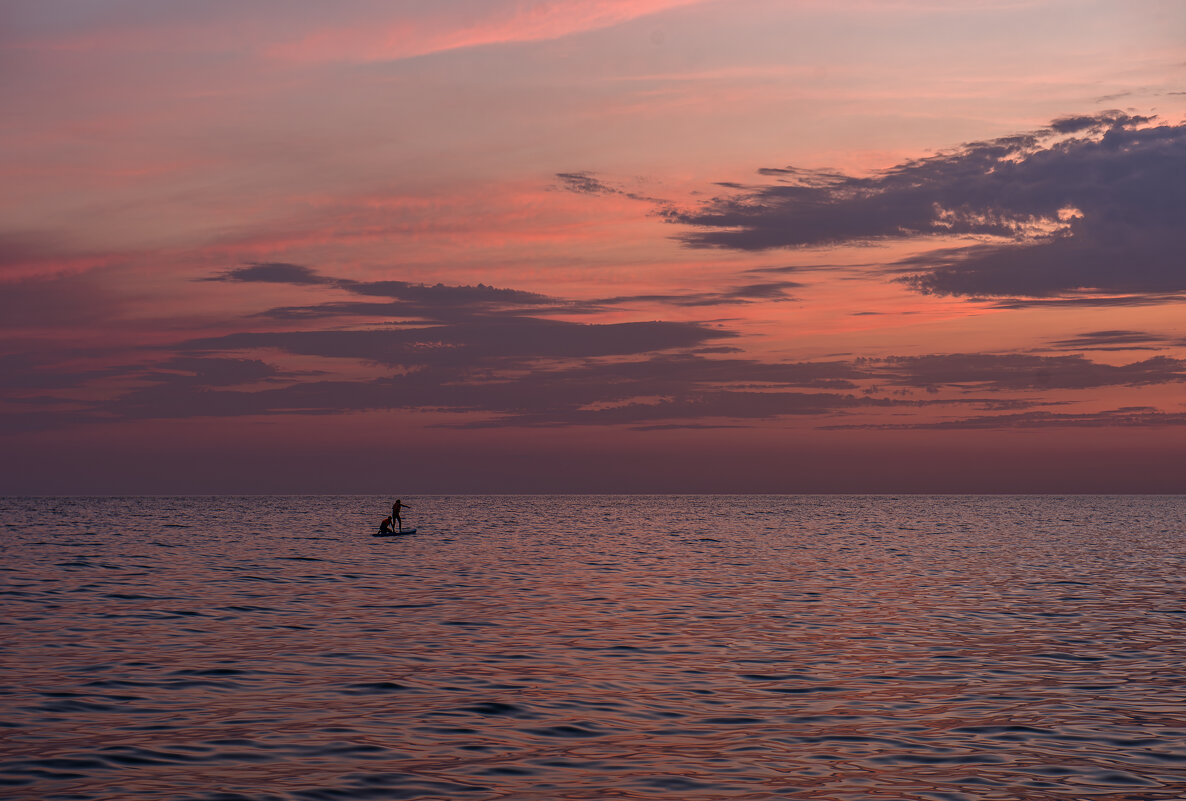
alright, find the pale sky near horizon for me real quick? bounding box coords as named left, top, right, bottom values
left=2, top=1, right=1185, bottom=493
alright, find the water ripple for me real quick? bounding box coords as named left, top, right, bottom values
left=2, top=494, right=1186, bottom=799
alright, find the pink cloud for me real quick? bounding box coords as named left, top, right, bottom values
left=266, top=0, right=708, bottom=64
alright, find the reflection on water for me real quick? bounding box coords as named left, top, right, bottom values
left=2, top=495, right=1185, bottom=799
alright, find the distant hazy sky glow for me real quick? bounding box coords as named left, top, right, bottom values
left=2, top=1, right=1184, bottom=493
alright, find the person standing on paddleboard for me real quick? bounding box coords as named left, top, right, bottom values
left=392, top=499, right=409, bottom=532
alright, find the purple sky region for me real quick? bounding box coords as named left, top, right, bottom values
left=2, top=1, right=1185, bottom=492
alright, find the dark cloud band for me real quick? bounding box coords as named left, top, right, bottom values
left=670, top=112, right=1186, bottom=301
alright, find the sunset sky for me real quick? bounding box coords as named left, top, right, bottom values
left=3, top=0, right=1185, bottom=493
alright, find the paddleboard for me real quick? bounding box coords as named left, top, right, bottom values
left=373, top=529, right=416, bottom=537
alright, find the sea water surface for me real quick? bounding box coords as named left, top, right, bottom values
left=2, top=495, right=1185, bottom=800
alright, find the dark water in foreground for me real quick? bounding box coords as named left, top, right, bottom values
left=2, top=495, right=1186, bottom=800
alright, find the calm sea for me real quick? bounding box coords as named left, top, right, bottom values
left=2, top=495, right=1185, bottom=800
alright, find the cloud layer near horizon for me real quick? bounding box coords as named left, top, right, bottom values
left=5, top=259, right=1186, bottom=437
